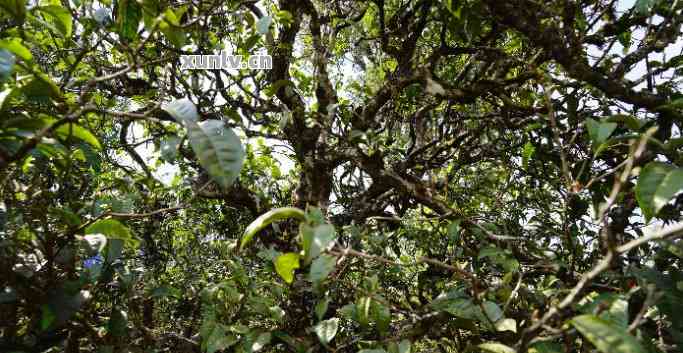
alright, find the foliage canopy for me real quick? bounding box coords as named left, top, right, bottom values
left=1, top=0, right=683, bottom=352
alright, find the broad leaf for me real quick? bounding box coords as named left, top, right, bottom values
left=206, top=325, right=238, bottom=353
left=274, top=252, right=300, bottom=284
left=586, top=118, right=617, bottom=151
left=36, top=6, right=73, bottom=37
left=54, top=122, right=102, bottom=149
left=314, top=318, right=339, bottom=344
left=571, top=314, right=645, bottom=353
left=478, top=342, right=516, bottom=353
left=162, top=98, right=199, bottom=122
left=116, top=0, right=142, bottom=41
left=310, top=254, right=337, bottom=285
left=108, top=308, right=128, bottom=337
left=636, top=162, right=683, bottom=221
left=0, top=38, right=32, bottom=61
left=304, top=223, right=336, bottom=263
left=186, top=120, right=245, bottom=189
left=240, top=207, right=306, bottom=250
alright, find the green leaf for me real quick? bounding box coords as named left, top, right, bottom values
left=478, top=342, right=516, bottom=353
left=150, top=286, right=180, bottom=298
left=396, top=340, right=411, bottom=353
left=0, top=38, right=32, bottom=61
left=274, top=252, right=300, bottom=284
left=529, top=342, right=563, bottom=353
left=570, top=314, right=646, bottom=353
left=586, top=118, right=617, bottom=150
left=256, top=15, right=272, bottom=35
left=314, top=318, right=339, bottom=344
left=240, top=207, right=306, bottom=250
left=251, top=332, right=272, bottom=352
left=495, top=318, right=517, bottom=333
left=22, top=74, right=61, bottom=101
left=358, top=350, right=387, bottom=353
left=315, top=297, right=330, bottom=321
left=54, top=123, right=102, bottom=149
left=116, top=0, right=142, bottom=41
left=482, top=301, right=503, bottom=322
left=304, top=223, right=336, bottom=263
left=40, top=305, right=56, bottom=330
left=0, top=0, right=26, bottom=22
left=634, top=0, right=654, bottom=14
left=36, top=6, right=73, bottom=38
left=206, top=325, right=238, bottom=353
left=522, top=141, right=535, bottom=170
left=636, top=162, right=683, bottom=221
left=159, top=8, right=186, bottom=47
left=85, top=219, right=136, bottom=246
left=185, top=119, right=245, bottom=189
left=606, top=114, right=643, bottom=131
left=104, top=238, right=123, bottom=263
left=371, top=299, right=391, bottom=334
left=162, top=98, right=198, bottom=122
left=310, top=254, right=337, bottom=284
left=160, top=136, right=180, bottom=161
left=107, top=308, right=128, bottom=337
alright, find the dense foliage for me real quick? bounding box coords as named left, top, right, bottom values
left=1, top=0, right=683, bottom=352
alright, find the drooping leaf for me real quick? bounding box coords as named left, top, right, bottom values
left=185, top=119, right=245, bottom=189
left=636, top=162, right=683, bottom=221
left=116, top=0, right=142, bottom=41
left=107, top=308, right=128, bottom=337
left=274, top=252, right=300, bottom=284
left=240, top=207, right=306, bottom=250
left=570, top=314, right=646, bottom=353
left=314, top=318, right=339, bottom=344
